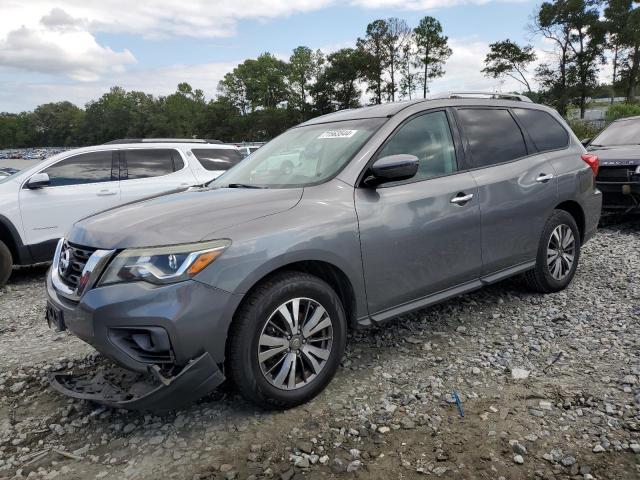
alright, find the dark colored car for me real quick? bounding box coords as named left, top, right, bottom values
left=588, top=115, right=640, bottom=211
left=45, top=94, right=602, bottom=411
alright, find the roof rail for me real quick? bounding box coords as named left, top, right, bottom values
left=430, top=91, right=533, bottom=103
left=103, top=138, right=223, bottom=145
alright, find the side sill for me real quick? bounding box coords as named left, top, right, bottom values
left=360, top=260, right=535, bottom=327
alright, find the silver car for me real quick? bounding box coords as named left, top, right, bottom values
left=45, top=94, right=602, bottom=410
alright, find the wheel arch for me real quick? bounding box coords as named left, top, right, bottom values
left=233, top=259, right=359, bottom=330
left=554, top=200, right=585, bottom=241
left=0, top=215, right=25, bottom=264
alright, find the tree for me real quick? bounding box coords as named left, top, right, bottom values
left=482, top=40, right=537, bottom=94
left=322, top=48, right=369, bottom=110
left=31, top=102, right=84, bottom=146
left=288, top=46, right=324, bottom=114
left=357, top=20, right=390, bottom=104
left=384, top=18, right=412, bottom=102
left=398, top=41, right=419, bottom=100
left=217, top=53, right=289, bottom=112
left=532, top=0, right=605, bottom=118
left=532, top=1, right=576, bottom=116
left=413, top=16, right=452, bottom=98
left=605, top=0, right=640, bottom=100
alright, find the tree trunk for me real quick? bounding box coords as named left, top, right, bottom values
left=626, top=43, right=640, bottom=101
left=611, top=44, right=619, bottom=105
left=423, top=57, right=428, bottom=99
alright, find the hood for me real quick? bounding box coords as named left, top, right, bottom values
left=67, top=187, right=303, bottom=249
left=588, top=145, right=640, bottom=167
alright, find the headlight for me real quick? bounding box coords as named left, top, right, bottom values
left=99, top=240, right=230, bottom=286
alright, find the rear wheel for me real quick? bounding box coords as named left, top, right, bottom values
left=524, top=209, right=580, bottom=293
left=227, top=271, right=347, bottom=409
left=0, top=240, right=12, bottom=286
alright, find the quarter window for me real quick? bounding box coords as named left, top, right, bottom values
left=123, top=149, right=178, bottom=179
left=513, top=108, right=569, bottom=152
left=192, top=148, right=243, bottom=171
left=42, top=151, right=115, bottom=187
left=377, top=111, right=457, bottom=183
left=457, top=109, right=527, bottom=167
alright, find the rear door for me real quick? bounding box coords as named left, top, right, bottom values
left=19, top=150, right=120, bottom=246
left=355, top=109, right=482, bottom=315
left=118, top=148, right=199, bottom=203
left=454, top=107, right=559, bottom=275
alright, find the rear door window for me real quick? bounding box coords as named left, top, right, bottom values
left=457, top=108, right=527, bottom=168
left=192, top=148, right=243, bottom=171
left=42, top=151, right=115, bottom=186
left=512, top=108, right=569, bottom=152
left=122, top=149, right=178, bottom=179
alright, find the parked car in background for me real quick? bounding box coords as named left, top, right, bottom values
left=586, top=116, right=640, bottom=211
left=0, top=167, right=19, bottom=178
left=236, top=144, right=264, bottom=158
left=0, top=139, right=242, bottom=285
left=45, top=93, right=601, bottom=411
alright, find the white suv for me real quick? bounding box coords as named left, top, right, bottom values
left=0, top=139, right=242, bottom=285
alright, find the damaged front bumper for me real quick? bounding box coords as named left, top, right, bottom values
left=45, top=266, right=243, bottom=410
left=49, top=352, right=224, bottom=411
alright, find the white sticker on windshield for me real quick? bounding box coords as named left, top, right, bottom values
left=318, top=129, right=358, bottom=139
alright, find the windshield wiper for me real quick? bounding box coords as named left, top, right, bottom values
left=227, top=183, right=266, bottom=189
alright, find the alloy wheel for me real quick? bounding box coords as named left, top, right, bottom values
left=258, top=298, right=333, bottom=390
left=546, top=224, right=575, bottom=280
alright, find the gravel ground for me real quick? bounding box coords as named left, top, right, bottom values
left=1, top=217, right=639, bottom=480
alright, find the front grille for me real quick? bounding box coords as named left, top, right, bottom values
left=58, top=242, right=97, bottom=290
left=597, top=166, right=637, bottom=182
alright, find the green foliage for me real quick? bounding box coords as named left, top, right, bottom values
left=413, top=16, right=452, bottom=98
left=482, top=40, right=536, bottom=93
left=567, top=119, right=603, bottom=140
left=605, top=102, right=640, bottom=121
left=0, top=16, right=454, bottom=148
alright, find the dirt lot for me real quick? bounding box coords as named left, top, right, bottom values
left=1, top=217, right=639, bottom=480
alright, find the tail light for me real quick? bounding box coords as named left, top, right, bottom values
left=581, top=153, right=599, bottom=177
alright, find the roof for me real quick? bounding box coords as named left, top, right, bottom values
left=299, top=91, right=537, bottom=126
left=103, top=138, right=223, bottom=145
left=612, top=115, right=640, bottom=122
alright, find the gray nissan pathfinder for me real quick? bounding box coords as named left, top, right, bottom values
left=45, top=93, right=602, bottom=410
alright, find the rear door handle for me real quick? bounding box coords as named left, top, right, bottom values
left=536, top=173, right=554, bottom=183
left=97, top=189, right=117, bottom=196
left=450, top=193, right=474, bottom=205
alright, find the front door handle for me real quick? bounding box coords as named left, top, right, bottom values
left=97, top=189, right=117, bottom=196
left=450, top=193, right=474, bottom=205
left=536, top=173, right=554, bottom=183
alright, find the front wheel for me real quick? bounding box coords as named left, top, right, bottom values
left=0, top=240, right=12, bottom=287
left=227, top=271, right=347, bottom=409
left=524, top=209, right=581, bottom=293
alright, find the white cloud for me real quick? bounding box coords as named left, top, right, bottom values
left=1, top=0, right=529, bottom=40
left=0, top=24, right=136, bottom=81
left=0, top=61, right=238, bottom=112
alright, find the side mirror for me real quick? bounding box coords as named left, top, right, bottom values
left=581, top=138, right=591, bottom=147
left=26, top=173, right=50, bottom=189
left=365, top=154, right=419, bottom=186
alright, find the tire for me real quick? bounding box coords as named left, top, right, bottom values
left=0, top=240, right=12, bottom=287
left=227, top=271, right=347, bottom=409
left=524, top=209, right=581, bottom=293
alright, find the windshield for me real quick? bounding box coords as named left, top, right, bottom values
left=210, top=118, right=386, bottom=188
left=591, top=118, right=640, bottom=146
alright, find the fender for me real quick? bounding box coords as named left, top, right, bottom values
left=0, top=214, right=32, bottom=265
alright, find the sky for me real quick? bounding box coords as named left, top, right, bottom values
left=0, top=0, right=554, bottom=113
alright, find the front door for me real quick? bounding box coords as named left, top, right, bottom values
left=355, top=110, right=482, bottom=315
left=19, top=150, right=121, bottom=247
